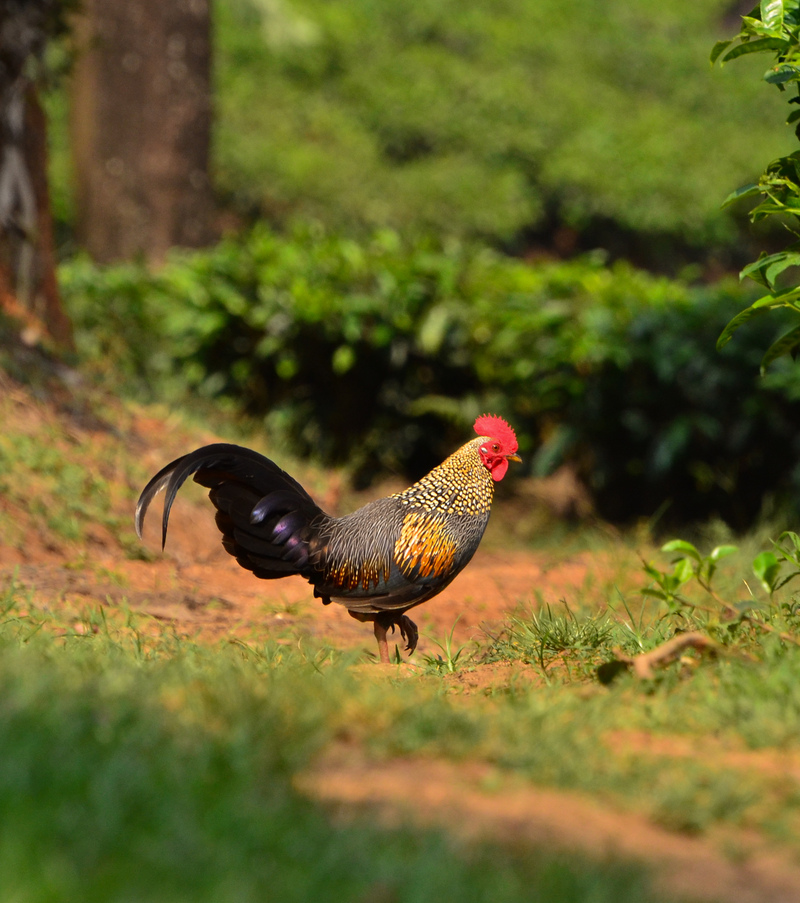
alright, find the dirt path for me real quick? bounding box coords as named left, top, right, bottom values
left=298, top=750, right=800, bottom=903
left=1, top=484, right=633, bottom=661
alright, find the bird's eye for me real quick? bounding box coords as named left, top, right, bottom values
left=492, top=443, right=500, bottom=452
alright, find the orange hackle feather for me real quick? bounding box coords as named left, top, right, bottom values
left=394, top=510, right=458, bottom=579
left=473, top=414, right=518, bottom=452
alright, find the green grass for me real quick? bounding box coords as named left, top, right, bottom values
left=0, top=394, right=142, bottom=554
left=0, top=589, right=665, bottom=903
left=482, top=601, right=619, bottom=678
left=4, top=368, right=800, bottom=899
left=5, top=566, right=800, bottom=870
left=355, top=646, right=800, bottom=840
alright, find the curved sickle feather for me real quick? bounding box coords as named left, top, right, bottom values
left=134, top=443, right=319, bottom=550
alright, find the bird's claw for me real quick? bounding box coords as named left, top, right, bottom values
left=389, top=615, right=419, bottom=655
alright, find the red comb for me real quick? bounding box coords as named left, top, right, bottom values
left=473, top=414, right=518, bottom=453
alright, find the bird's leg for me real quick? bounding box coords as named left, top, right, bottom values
left=373, top=619, right=391, bottom=664
left=348, top=610, right=393, bottom=663
left=375, top=612, right=419, bottom=659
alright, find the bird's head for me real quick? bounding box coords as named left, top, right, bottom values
left=474, top=414, right=521, bottom=482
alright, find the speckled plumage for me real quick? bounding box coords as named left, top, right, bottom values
left=394, top=438, right=494, bottom=516
left=135, top=419, right=519, bottom=661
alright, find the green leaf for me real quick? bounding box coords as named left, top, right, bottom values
left=672, top=557, right=695, bottom=585
left=741, top=251, right=800, bottom=289
left=710, top=544, right=739, bottom=562
left=765, top=253, right=800, bottom=286
left=710, top=40, right=733, bottom=64
left=740, top=252, right=775, bottom=288
left=721, top=183, right=760, bottom=209
left=777, top=530, right=800, bottom=553
left=661, top=539, right=701, bottom=561
left=716, top=304, right=771, bottom=350
left=757, top=284, right=800, bottom=306
left=753, top=550, right=781, bottom=593
left=764, top=64, right=800, bottom=84
left=741, top=15, right=772, bottom=33
left=761, top=324, right=800, bottom=371
left=722, top=36, right=790, bottom=61
left=642, top=563, right=664, bottom=581
left=761, top=0, right=785, bottom=33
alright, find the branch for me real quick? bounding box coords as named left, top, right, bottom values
left=598, top=631, right=718, bottom=682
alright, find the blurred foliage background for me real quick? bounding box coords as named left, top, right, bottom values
left=210, top=0, right=788, bottom=262
left=48, top=0, right=792, bottom=266
left=30, top=0, right=800, bottom=528
left=59, top=225, right=800, bottom=529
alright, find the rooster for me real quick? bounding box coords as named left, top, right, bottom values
left=135, top=414, right=520, bottom=662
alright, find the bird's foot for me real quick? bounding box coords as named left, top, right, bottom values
left=372, top=612, right=419, bottom=662
left=390, top=615, right=419, bottom=656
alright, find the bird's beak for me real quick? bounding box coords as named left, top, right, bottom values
left=506, top=454, right=522, bottom=464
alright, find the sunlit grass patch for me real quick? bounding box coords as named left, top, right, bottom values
left=0, top=394, right=141, bottom=553
left=482, top=601, right=618, bottom=679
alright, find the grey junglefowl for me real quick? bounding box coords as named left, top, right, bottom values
left=135, top=414, right=521, bottom=662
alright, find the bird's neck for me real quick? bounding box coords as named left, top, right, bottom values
left=392, top=440, right=494, bottom=516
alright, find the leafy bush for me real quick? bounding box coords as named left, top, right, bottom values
left=61, top=224, right=800, bottom=525
left=569, top=287, right=800, bottom=526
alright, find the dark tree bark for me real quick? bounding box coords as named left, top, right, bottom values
left=71, top=0, right=214, bottom=265
left=0, top=0, right=74, bottom=349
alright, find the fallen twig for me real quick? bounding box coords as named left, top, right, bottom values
left=598, top=631, right=718, bottom=683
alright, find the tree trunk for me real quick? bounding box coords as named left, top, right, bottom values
left=0, top=1, right=74, bottom=350
left=70, top=0, right=214, bottom=265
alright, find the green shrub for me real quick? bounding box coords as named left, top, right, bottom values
left=569, top=290, right=800, bottom=526
left=61, top=224, right=800, bottom=526
left=711, top=1, right=800, bottom=368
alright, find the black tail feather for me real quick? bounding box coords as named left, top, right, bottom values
left=134, top=444, right=323, bottom=576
